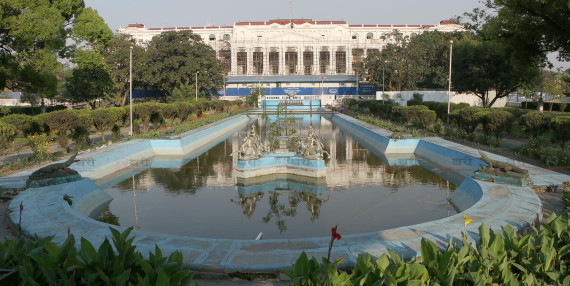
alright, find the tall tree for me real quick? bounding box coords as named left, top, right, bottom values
left=363, top=31, right=462, bottom=91
left=0, top=1, right=112, bottom=110
left=458, top=0, right=569, bottom=68
left=452, top=37, right=534, bottom=107
left=144, top=30, right=223, bottom=101
left=64, top=49, right=114, bottom=109
left=103, top=34, right=146, bottom=106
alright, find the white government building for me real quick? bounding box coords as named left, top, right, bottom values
left=118, top=19, right=475, bottom=105
left=119, top=19, right=464, bottom=77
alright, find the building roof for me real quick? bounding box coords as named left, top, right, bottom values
left=226, top=75, right=357, bottom=84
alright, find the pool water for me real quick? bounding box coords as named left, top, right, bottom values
left=98, top=116, right=458, bottom=239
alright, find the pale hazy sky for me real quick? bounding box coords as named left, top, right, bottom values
left=84, top=0, right=482, bottom=30
left=84, top=0, right=568, bottom=70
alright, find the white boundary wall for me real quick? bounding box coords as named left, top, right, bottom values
left=376, top=90, right=507, bottom=107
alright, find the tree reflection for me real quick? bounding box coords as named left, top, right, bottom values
left=261, top=192, right=298, bottom=233
left=97, top=205, right=120, bottom=226
left=231, top=192, right=264, bottom=218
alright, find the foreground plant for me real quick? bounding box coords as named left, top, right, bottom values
left=0, top=227, right=193, bottom=285
left=285, top=212, right=570, bottom=285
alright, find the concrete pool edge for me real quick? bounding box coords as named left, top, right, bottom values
left=7, top=112, right=566, bottom=274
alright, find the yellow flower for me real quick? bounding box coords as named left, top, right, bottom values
left=337, top=259, right=345, bottom=264
left=463, top=215, right=473, bottom=232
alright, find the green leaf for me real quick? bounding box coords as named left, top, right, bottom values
left=115, top=269, right=131, bottom=286
left=478, top=223, right=490, bottom=248
left=80, top=237, right=98, bottom=264
left=376, top=254, right=391, bottom=272
left=293, top=251, right=310, bottom=277
left=157, top=268, right=169, bottom=285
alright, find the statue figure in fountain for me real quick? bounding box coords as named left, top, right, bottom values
left=236, top=125, right=264, bottom=160
left=300, top=127, right=328, bottom=160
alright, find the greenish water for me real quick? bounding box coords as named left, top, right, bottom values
left=98, top=116, right=458, bottom=239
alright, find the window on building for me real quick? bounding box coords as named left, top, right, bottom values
left=352, top=34, right=357, bottom=40
left=209, top=34, right=216, bottom=40
left=380, top=33, right=386, bottom=40
left=223, top=34, right=230, bottom=40
left=269, top=51, right=279, bottom=75
left=336, top=51, right=346, bottom=74
left=366, top=32, right=373, bottom=39
left=395, top=33, right=403, bottom=40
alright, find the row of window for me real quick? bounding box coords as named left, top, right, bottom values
left=208, top=32, right=418, bottom=41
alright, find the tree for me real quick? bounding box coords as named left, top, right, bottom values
left=144, top=30, right=223, bottom=101
left=484, top=0, right=570, bottom=63
left=103, top=34, right=146, bottom=106
left=362, top=31, right=462, bottom=91
left=65, top=50, right=114, bottom=109
left=248, top=85, right=265, bottom=107
left=452, top=37, right=533, bottom=107
left=0, top=1, right=110, bottom=111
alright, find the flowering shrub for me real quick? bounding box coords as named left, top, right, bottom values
left=27, top=133, right=52, bottom=161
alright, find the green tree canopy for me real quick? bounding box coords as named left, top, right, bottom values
left=103, top=34, right=146, bottom=106
left=363, top=31, right=462, bottom=91
left=1, top=1, right=112, bottom=110
left=458, top=0, right=569, bottom=69
left=452, top=37, right=534, bottom=107
left=144, top=30, right=223, bottom=101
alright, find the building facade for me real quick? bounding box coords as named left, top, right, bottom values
left=118, top=19, right=465, bottom=77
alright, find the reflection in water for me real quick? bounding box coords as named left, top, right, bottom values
left=99, top=115, right=460, bottom=239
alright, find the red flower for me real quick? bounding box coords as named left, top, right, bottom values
left=331, top=225, right=341, bottom=240
left=388, top=119, right=391, bottom=122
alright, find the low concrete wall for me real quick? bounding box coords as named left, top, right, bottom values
left=73, top=114, right=253, bottom=180
left=376, top=90, right=508, bottom=108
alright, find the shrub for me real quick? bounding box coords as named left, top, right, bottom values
left=392, top=105, right=428, bottom=124
left=92, top=108, right=124, bottom=141
left=406, top=92, right=424, bottom=106
left=0, top=121, right=16, bottom=150
left=0, top=114, right=34, bottom=136
left=174, top=102, right=194, bottom=121
left=72, top=125, right=88, bottom=149
left=43, top=109, right=80, bottom=150
left=134, top=102, right=158, bottom=133
left=158, top=103, right=178, bottom=124
left=27, top=133, right=51, bottom=160
left=150, top=110, right=164, bottom=130
left=415, top=110, right=437, bottom=129
left=72, top=109, right=94, bottom=131
left=457, top=107, right=482, bottom=133
left=343, top=98, right=357, bottom=110
left=550, top=116, right=570, bottom=147
left=112, top=124, right=121, bottom=140
left=559, top=102, right=567, bottom=112
left=519, top=111, right=551, bottom=138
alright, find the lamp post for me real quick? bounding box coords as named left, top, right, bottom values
left=129, top=46, right=133, bottom=136
left=447, top=40, right=453, bottom=125
left=195, top=71, right=199, bottom=102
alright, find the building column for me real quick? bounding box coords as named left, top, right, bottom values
left=230, top=49, right=238, bottom=76
left=246, top=49, right=253, bottom=76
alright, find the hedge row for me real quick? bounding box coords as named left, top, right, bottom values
left=0, top=105, right=67, bottom=116
left=521, top=101, right=569, bottom=112
left=0, top=100, right=242, bottom=151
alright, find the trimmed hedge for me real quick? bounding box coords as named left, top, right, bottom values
left=0, top=114, right=35, bottom=136
left=519, top=112, right=551, bottom=138
left=392, top=105, right=429, bottom=124
left=550, top=116, right=570, bottom=147
left=0, top=105, right=66, bottom=116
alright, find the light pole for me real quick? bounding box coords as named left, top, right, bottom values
left=447, top=40, right=453, bottom=125
left=195, top=71, right=199, bottom=102
left=129, top=46, right=133, bottom=136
